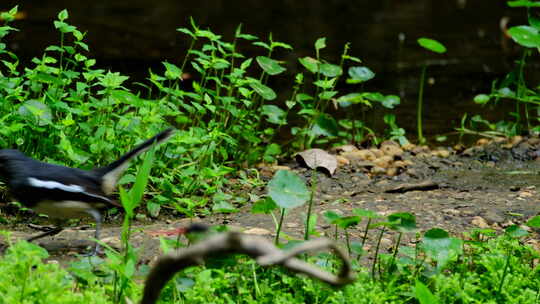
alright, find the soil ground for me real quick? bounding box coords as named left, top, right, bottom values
left=1, top=139, right=540, bottom=265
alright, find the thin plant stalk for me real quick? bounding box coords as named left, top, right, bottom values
left=304, top=170, right=317, bottom=240
left=275, top=208, right=286, bottom=245
left=345, top=229, right=351, bottom=256
left=388, top=232, right=403, bottom=273
left=417, top=64, right=427, bottom=144
left=361, top=218, right=372, bottom=248
left=371, top=227, right=386, bottom=280
left=497, top=250, right=512, bottom=296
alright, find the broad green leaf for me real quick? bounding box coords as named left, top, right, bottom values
left=212, top=201, right=238, bottom=213
left=256, top=56, right=286, bottom=75
left=18, top=100, right=52, bottom=126
left=251, top=197, right=278, bottom=214
left=261, top=105, right=286, bottom=125
left=315, top=37, right=327, bottom=51
left=336, top=93, right=371, bottom=108
left=422, top=228, right=463, bottom=269
left=508, top=0, right=540, bottom=7
left=268, top=170, right=310, bottom=209
left=264, top=143, right=282, bottom=162
left=474, top=94, right=490, bottom=104
left=311, top=114, right=338, bottom=137
left=248, top=80, right=276, bottom=100
left=415, top=280, right=440, bottom=304
left=336, top=216, right=361, bottom=229
left=347, top=66, right=375, bottom=83
left=319, top=63, right=342, bottom=77
left=388, top=212, right=417, bottom=232
left=505, top=225, right=528, bottom=238
left=507, top=25, right=540, bottom=48
left=353, top=208, right=382, bottom=219
left=417, top=38, right=447, bottom=53
left=298, top=57, right=319, bottom=73
left=323, top=211, right=341, bottom=224
left=382, top=95, right=400, bottom=109
left=527, top=215, right=540, bottom=227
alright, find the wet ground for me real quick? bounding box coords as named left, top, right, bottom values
left=2, top=137, right=540, bottom=265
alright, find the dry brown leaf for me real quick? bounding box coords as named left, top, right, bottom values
left=296, top=148, right=338, bottom=175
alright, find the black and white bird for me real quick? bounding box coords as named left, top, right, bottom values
left=0, top=128, right=174, bottom=254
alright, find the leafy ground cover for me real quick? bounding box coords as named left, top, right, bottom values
left=1, top=2, right=540, bottom=303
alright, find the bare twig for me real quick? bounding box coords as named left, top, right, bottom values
left=140, top=231, right=356, bottom=304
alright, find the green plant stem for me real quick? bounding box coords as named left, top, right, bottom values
left=497, top=250, right=512, bottom=296
left=371, top=227, right=386, bottom=280
left=388, top=232, right=402, bottom=273
left=417, top=64, right=427, bottom=144
left=345, top=229, right=351, bottom=255
left=304, top=171, right=317, bottom=240
left=275, top=208, right=286, bottom=245
left=361, top=218, right=372, bottom=248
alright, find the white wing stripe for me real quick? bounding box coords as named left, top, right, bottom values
left=27, top=177, right=111, bottom=202
left=28, top=177, right=85, bottom=192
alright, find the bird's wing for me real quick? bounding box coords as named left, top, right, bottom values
left=17, top=177, right=112, bottom=205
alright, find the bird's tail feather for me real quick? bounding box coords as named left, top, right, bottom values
left=97, top=128, right=174, bottom=194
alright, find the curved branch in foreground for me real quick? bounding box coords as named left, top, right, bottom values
left=140, top=231, right=356, bottom=304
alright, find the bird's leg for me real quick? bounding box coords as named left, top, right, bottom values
left=83, top=209, right=102, bottom=256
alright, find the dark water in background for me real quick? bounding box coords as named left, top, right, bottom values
left=1, top=1, right=533, bottom=141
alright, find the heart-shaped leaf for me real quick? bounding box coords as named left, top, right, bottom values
left=268, top=170, right=310, bottom=209
left=311, top=114, right=338, bottom=137
left=388, top=212, right=417, bottom=232
left=422, top=228, right=463, bottom=269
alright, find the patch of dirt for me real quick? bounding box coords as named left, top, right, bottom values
left=2, top=137, right=540, bottom=264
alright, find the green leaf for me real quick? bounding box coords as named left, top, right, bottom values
left=319, top=63, right=342, bottom=77
left=507, top=25, right=540, bottom=48
left=526, top=215, right=540, bottom=227
left=387, top=212, right=417, bottom=232
left=415, top=280, right=440, bottom=304
left=18, top=100, right=52, bottom=126
left=382, top=95, right=400, bottom=109
left=212, top=201, right=238, bottom=213
left=162, top=61, right=182, bottom=80
left=508, top=0, right=540, bottom=7
left=268, top=170, right=310, bottom=209
left=57, top=9, right=69, bottom=21
left=311, top=114, right=338, bottom=137
left=147, top=202, right=161, bottom=218
left=336, top=216, right=361, bottom=229
left=323, top=211, right=341, bottom=224
left=256, top=56, right=286, bottom=75
left=474, top=94, right=490, bottom=104
left=298, top=57, right=319, bottom=74
left=422, top=228, right=463, bottom=269
left=337, top=93, right=371, bottom=108
left=315, top=37, right=327, bottom=51
left=251, top=197, right=278, bottom=214
left=129, top=145, right=156, bottom=210
left=505, top=225, right=528, bottom=238
left=417, top=38, right=447, bottom=53
left=347, top=66, right=375, bottom=84
left=248, top=80, right=276, bottom=100
left=353, top=208, right=382, bottom=219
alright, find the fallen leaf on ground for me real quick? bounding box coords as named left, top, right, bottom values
left=296, top=148, right=338, bottom=175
